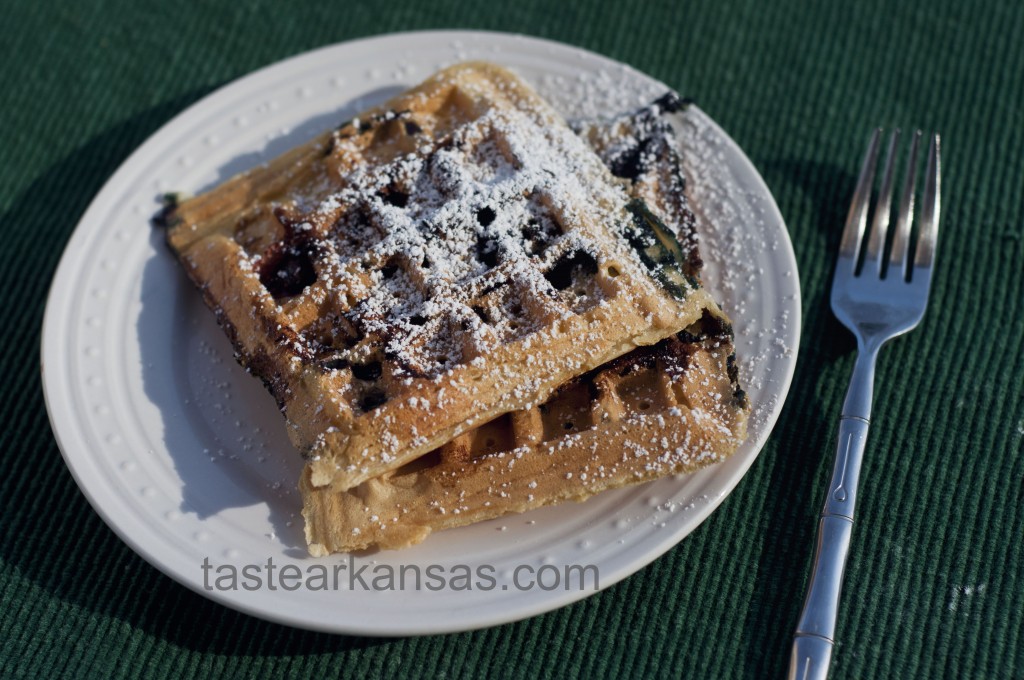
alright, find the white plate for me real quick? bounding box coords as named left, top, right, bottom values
left=41, top=31, right=800, bottom=636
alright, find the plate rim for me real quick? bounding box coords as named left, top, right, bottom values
left=40, top=29, right=801, bottom=636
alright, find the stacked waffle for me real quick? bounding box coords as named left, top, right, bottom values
left=166, top=62, right=748, bottom=554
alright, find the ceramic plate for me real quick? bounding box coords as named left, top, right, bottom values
left=41, top=30, right=800, bottom=635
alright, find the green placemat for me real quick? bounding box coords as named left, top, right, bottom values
left=3, top=1, right=1022, bottom=677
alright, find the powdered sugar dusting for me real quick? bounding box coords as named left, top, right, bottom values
left=300, top=102, right=633, bottom=375
left=670, top=111, right=796, bottom=438
left=535, top=68, right=799, bottom=442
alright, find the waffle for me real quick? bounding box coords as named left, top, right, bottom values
left=574, top=92, right=703, bottom=277
left=301, top=309, right=748, bottom=554
left=166, top=62, right=719, bottom=491
left=301, top=96, right=750, bottom=554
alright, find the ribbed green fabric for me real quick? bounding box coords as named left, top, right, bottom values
left=3, top=1, right=1022, bottom=677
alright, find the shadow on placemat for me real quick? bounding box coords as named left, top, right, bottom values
left=1, top=92, right=385, bottom=655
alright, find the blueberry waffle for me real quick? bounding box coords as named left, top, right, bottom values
left=166, top=63, right=722, bottom=492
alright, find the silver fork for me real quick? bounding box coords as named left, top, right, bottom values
left=787, top=128, right=941, bottom=680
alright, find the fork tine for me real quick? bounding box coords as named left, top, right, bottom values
left=839, top=128, right=882, bottom=271
left=913, top=134, right=941, bottom=270
left=864, top=129, right=900, bottom=274
left=888, top=131, right=921, bottom=279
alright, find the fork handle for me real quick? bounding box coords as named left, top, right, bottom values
left=788, top=351, right=876, bottom=680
